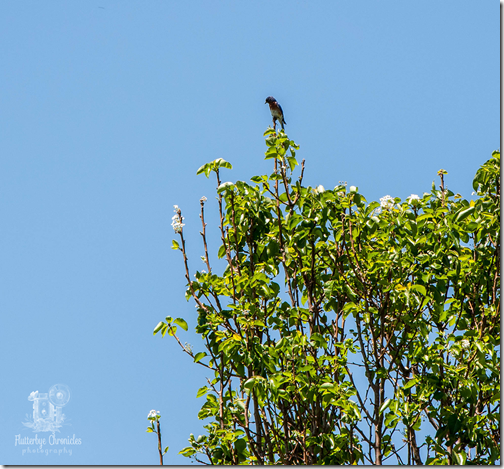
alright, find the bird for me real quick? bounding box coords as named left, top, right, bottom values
left=265, top=96, right=286, bottom=130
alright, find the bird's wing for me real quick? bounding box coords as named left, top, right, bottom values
left=278, top=104, right=286, bottom=123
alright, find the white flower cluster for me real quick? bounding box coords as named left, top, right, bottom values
left=148, top=409, right=160, bottom=419
left=171, top=205, right=185, bottom=233
left=380, top=195, right=395, bottom=211
left=461, top=339, right=470, bottom=349
left=407, top=194, right=420, bottom=202
left=336, top=181, right=347, bottom=197
left=200, top=196, right=207, bottom=202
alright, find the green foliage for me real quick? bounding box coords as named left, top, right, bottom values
left=162, top=131, right=500, bottom=465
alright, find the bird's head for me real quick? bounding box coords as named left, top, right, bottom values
left=265, top=96, right=276, bottom=104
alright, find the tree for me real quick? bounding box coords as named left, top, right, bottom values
left=155, top=129, right=500, bottom=464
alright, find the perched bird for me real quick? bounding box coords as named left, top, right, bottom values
left=265, top=96, right=286, bottom=130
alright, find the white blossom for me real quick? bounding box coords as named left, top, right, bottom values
left=200, top=196, right=207, bottom=202
left=380, top=195, right=395, bottom=211
left=148, top=409, right=160, bottom=419
left=171, top=207, right=185, bottom=233
left=171, top=216, right=185, bottom=233
left=407, top=194, right=421, bottom=206
left=461, top=339, right=470, bottom=349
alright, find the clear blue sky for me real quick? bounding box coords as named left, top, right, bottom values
left=0, top=1, right=499, bottom=465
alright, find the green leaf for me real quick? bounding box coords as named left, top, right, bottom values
left=235, top=438, right=247, bottom=457
left=214, top=158, right=232, bottom=169
left=194, top=352, right=207, bottom=363
left=196, top=162, right=210, bottom=176
left=172, top=239, right=180, bottom=250
left=265, top=146, right=278, bottom=158
left=218, top=245, right=227, bottom=259
left=384, top=412, right=399, bottom=429
left=455, top=206, right=475, bottom=223
left=416, top=213, right=432, bottom=222
left=217, top=181, right=234, bottom=193
left=244, top=376, right=263, bottom=390
left=196, top=386, right=209, bottom=398
left=410, top=284, right=426, bottom=296
left=174, top=318, right=188, bottom=331
left=265, top=154, right=279, bottom=161
left=376, top=367, right=388, bottom=378
left=153, top=321, right=165, bottom=335
left=265, top=136, right=276, bottom=147
left=379, top=398, right=392, bottom=414
left=179, top=446, right=197, bottom=457
left=412, top=417, right=422, bottom=431
left=453, top=449, right=466, bottom=465
left=403, top=377, right=418, bottom=390
left=320, top=382, right=335, bottom=390
left=286, top=156, right=298, bottom=171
